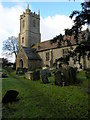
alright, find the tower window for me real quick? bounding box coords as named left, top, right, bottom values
left=46, top=52, right=49, bottom=61
left=22, top=37, right=24, bottom=44
left=33, top=20, right=36, bottom=27
left=22, top=20, right=25, bottom=28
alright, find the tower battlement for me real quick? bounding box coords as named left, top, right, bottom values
left=20, top=5, right=40, bottom=20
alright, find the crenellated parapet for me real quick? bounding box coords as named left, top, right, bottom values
left=20, top=4, right=40, bottom=20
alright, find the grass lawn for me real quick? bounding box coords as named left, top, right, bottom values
left=2, top=68, right=89, bottom=119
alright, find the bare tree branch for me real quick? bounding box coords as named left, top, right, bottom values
left=3, top=36, right=18, bottom=61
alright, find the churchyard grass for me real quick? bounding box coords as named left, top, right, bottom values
left=2, top=68, right=89, bottom=119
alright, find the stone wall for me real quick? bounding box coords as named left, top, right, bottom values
left=38, top=45, right=90, bottom=69
left=38, top=46, right=76, bottom=67
left=16, top=48, right=28, bottom=70
left=28, top=60, right=42, bottom=70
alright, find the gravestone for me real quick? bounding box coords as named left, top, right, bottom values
left=40, top=69, right=49, bottom=84
left=62, top=66, right=77, bottom=85
left=54, top=69, right=63, bottom=86
left=25, top=70, right=40, bottom=80
left=62, top=67, right=70, bottom=85
left=1, top=73, right=8, bottom=78
left=41, top=76, right=49, bottom=84
left=2, top=90, right=19, bottom=104
left=33, top=70, right=40, bottom=80
left=54, top=65, right=77, bottom=86
left=68, top=66, right=76, bottom=83
left=46, top=68, right=51, bottom=77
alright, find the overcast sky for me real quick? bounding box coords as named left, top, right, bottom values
left=0, top=1, right=87, bottom=61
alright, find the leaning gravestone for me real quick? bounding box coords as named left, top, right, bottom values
left=2, top=90, right=19, bottom=104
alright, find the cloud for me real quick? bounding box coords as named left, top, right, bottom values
left=0, top=2, right=86, bottom=61
left=0, top=3, right=24, bottom=40
left=41, top=15, right=74, bottom=41
left=0, top=3, right=74, bottom=49
left=0, top=3, right=24, bottom=58
left=0, top=3, right=74, bottom=59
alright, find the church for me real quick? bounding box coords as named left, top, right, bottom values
left=16, top=5, right=90, bottom=70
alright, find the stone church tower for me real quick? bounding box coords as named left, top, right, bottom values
left=16, top=5, right=42, bottom=70
left=19, top=4, right=41, bottom=47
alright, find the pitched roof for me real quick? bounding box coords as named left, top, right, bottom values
left=37, top=40, right=57, bottom=51
left=23, top=47, right=41, bottom=60
left=34, top=32, right=84, bottom=52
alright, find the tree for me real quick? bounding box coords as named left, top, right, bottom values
left=3, top=36, right=18, bottom=61
left=65, top=29, right=73, bottom=36
left=64, top=29, right=73, bottom=45
left=69, top=1, right=90, bottom=42
left=57, top=34, right=63, bottom=47
left=69, top=1, right=90, bottom=69
left=50, top=33, right=64, bottom=47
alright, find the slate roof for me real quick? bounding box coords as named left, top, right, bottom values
left=23, top=47, right=41, bottom=60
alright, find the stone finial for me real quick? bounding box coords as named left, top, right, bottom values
left=27, top=4, right=29, bottom=10
left=38, top=9, right=40, bottom=16
left=26, top=4, right=30, bottom=13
